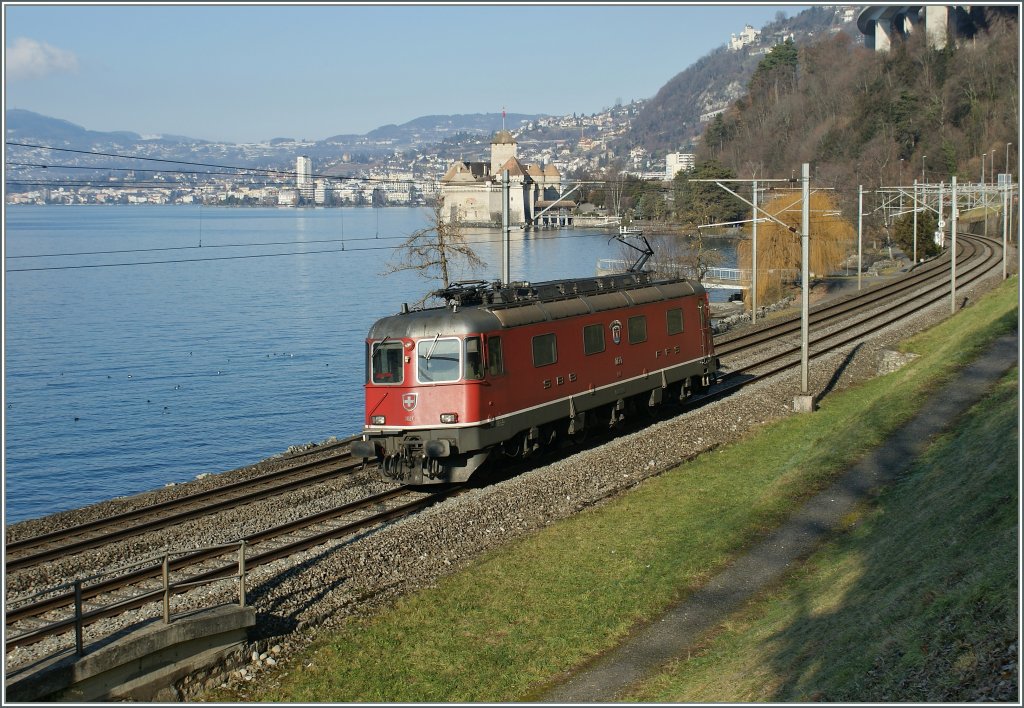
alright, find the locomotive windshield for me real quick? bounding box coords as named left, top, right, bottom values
left=370, top=341, right=405, bottom=384
left=417, top=337, right=460, bottom=383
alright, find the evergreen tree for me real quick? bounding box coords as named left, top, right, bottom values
left=673, top=160, right=744, bottom=226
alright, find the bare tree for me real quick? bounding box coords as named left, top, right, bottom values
left=647, top=232, right=723, bottom=281
left=383, top=198, right=486, bottom=305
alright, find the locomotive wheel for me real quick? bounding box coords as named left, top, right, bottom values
left=501, top=434, right=523, bottom=458
left=569, top=423, right=592, bottom=444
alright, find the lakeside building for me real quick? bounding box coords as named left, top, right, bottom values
left=296, top=155, right=314, bottom=202
left=438, top=131, right=570, bottom=226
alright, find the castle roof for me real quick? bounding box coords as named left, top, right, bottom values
left=498, top=156, right=533, bottom=179
left=441, top=160, right=489, bottom=183
left=491, top=130, right=516, bottom=145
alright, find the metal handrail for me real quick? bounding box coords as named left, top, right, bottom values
left=6, top=540, right=248, bottom=656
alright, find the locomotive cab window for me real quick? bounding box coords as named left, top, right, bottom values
left=532, top=333, right=557, bottom=367
left=583, top=323, right=605, bottom=355
left=370, top=341, right=405, bottom=384
left=417, top=336, right=461, bottom=383
left=464, top=337, right=484, bottom=380
left=487, top=336, right=504, bottom=376
left=667, top=308, right=684, bottom=335
left=628, top=315, right=647, bottom=344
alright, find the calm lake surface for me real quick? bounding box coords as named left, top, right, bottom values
left=4, top=205, right=738, bottom=523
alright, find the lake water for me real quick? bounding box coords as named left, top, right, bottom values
left=4, top=205, right=737, bottom=523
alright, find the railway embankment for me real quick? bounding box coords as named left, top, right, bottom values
left=205, top=273, right=1017, bottom=702
left=5, top=242, right=1014, bottom=701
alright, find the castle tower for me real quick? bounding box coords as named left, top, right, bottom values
left=490, top=131, right=517, bottom=176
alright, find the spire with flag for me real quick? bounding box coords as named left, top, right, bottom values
left=502, top=106, right=506, bottom=131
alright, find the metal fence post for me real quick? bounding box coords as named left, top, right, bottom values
left=162, top=554, right=171, bottom=624
left=238, top=540, right=247, bottom=608
left=74, top=580, right=84, bottom=656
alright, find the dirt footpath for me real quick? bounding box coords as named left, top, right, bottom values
left=539, top=330, right=1019, bottom=703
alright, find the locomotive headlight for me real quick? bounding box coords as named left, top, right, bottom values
left=370, top=415, right=386, bottom=425
left=439, top=412, right=458, bottom=424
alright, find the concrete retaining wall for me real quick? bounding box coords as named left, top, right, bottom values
left=5, top=604, right=255, bottom=702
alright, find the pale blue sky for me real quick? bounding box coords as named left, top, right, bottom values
left=4, top=3, right=810, bottom=143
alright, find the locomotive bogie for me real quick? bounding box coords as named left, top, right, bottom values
left=354, top=274, right=720, bottom=485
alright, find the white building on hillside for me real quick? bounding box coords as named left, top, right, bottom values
left=666, top=153, right=696, bottom=178
left=729, top=24, right=760, bottom=51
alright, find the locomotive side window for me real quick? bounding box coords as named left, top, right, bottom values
left=464, top=337, right=484, bottom=380
left=532, top=333, right=557, bottom=367
left=583, top=323, right=605, bottom=355
left=417, top=337, right=461, bottom=383
left=667, top=308, right=684, bottom=335
left=487, top=336, right=504, bottom=376
left=628, top=315, right=648, bottom=344
left=371, top=341, right=405, bottom=384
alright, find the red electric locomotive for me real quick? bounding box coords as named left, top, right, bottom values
left=351, top=272, right=719, bottom=484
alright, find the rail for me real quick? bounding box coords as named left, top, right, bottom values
left=5, top=540, right=248, bottom=656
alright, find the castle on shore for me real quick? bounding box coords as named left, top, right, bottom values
left=438, top=131, right=572, bottom=225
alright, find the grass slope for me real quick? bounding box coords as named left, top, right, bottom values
left=629, top=366, right=1018, bottom=702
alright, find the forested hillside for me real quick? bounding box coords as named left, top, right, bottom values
left=628, top=6, right=855, bottom=155
left=697, top=7, right=1018, bottom=222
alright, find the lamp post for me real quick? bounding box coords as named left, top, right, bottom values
left=991, top=149, right=996, bottom=185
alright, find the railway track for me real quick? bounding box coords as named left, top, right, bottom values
left=713, top=233, right=996, bottom=377
left=716, top=234, right=987, bottom=356
left=5, top=446, right=362, bottom=572
left=5, top=484, right=461, bottom=652
left=4, top=231, right=1006, bottom=663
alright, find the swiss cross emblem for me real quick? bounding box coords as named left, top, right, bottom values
left=402, top=393, right=418, bottom=411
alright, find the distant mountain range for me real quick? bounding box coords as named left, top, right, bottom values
left=4, top=108, right=547, bottom=167
left=5, top=109, right=207, bottom=148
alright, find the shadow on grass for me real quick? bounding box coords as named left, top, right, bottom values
left=762, top=374, right=1018, bottom=701
left=816, top=342, right=863, bottom=402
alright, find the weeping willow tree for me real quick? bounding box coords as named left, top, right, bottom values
left=738, top=191, right=854, bottom=309
left=383, top=197, right=486, bottom=305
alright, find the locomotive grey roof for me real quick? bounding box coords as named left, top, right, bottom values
left=365, top=274, right=706, bottom=340
left=367, top=307, right=503, bottom=340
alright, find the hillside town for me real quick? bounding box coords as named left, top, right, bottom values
left=7, top=102, right=657, bottom=208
